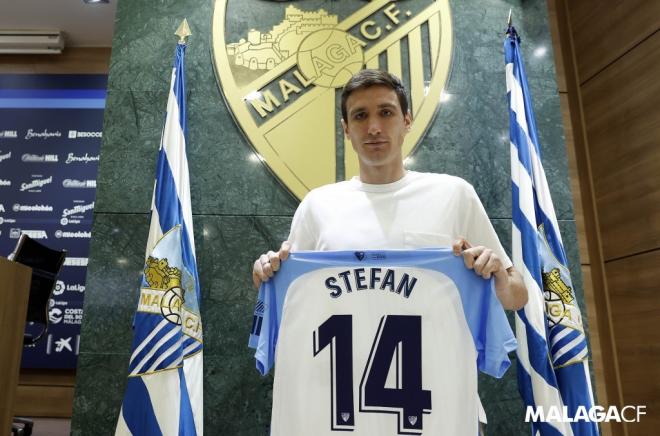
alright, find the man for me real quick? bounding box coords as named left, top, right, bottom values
left=253, top=69, right=527, bottom=311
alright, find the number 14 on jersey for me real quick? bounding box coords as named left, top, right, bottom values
left=313, top=315, right=432, bottom=434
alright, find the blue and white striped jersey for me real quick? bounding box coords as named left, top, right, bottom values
left=249, top=249, right=516, bottom=435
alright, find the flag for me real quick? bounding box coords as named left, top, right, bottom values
left=115, top=38, right=203, bottom=436
left=506, top=25, right=598, bottom=436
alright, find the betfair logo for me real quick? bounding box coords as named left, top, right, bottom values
left=213, top=0, right=453, bottom=199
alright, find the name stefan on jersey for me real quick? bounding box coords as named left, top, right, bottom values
left=325, top=267, right=418, bottom=299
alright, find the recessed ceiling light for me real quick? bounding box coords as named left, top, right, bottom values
left=83, top=0, right=109, bottom=4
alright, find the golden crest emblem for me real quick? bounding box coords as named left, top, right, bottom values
left=212, top=0, right=453, bottom=199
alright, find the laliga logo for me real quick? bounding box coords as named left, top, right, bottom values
left=54, top=280, right=66, bottom=296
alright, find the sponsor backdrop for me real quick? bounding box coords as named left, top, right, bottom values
left=71, top=1, right=586, bottom=435
left=0, top=74, right=105, bottom=369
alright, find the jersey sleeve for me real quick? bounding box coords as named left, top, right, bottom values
left=248, top=279, right=281, bottom=376
left=462, top=277, right=517, bottom=378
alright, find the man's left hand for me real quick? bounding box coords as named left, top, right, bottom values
left=452, top=237, right=528, bottom=310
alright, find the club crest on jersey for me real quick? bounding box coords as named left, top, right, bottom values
left=212, top=0, right=453, bottom=199
left=354, top=251, right=365, bottom=261
left=341, top=412, right=351, bottom=422
left=408, top=415, right=418, bottom=426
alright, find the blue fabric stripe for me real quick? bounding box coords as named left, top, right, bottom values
left=516, top=361, right=565, bottom=436
left=550, top=329, right=581, bottom=356
left=173, top=44, right=187, bottom=138
left=129, top=316, right=176, bottom=370
left=554, top=340, right=587, bottom=367
left=505, top=39, right=542, bottom=159
left=182, top=337, right=202, bottom=355
left=129, top=324, right=182, bottom=374
left=177, top=367, right=197, bottom=436
left=510, top=108, right=568, bottom=267
left=0, top=98, right=106, bottom=108
left=136, top=333, right=182, bottom=372
left=509, top=107, right=534, bottom=173
left=511, top=182, right=543, bottom=287
left=516, top=309, right=559, bottom=388
left=556, top=364, right=600, bottom=436
left=153, top=149, right=201, bottom=304
left=122, top=377, right=163, bottom=436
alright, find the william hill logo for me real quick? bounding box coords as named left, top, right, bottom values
left=0, top=130, right=18, bottom=138
left=212, top=0, right=453, bottom=199
left=22, top=153, right=59, bottom=163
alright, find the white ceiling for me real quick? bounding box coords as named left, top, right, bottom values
left=0, top=0, right=117, bottom=47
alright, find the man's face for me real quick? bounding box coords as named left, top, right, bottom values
left=342, top=85, right=412, bottom=173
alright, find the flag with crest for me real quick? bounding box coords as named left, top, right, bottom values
left=506, top=24, right=598, bottom=436
left=116, top=21, right=203, bottom=436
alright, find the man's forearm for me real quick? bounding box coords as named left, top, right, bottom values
left=494, top=267, right=528, bottom=310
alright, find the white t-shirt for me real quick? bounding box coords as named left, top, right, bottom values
left=289, top=171, right=512, bottom=270
left=287, top=171, right=512, bottom=424
left=250, top=250, right=516, bottom=435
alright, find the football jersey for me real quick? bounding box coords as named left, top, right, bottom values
left=249, top=249, right=516, bottom=436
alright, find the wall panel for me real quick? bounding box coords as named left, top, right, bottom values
left=607, top=250, right=660, bottom=436
left=569, top=0, right=660, bottom=84
left=582, top=31, right=660, bottom=261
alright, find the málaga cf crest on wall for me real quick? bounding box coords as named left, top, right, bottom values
left=212, top=0, right=452, bottom=199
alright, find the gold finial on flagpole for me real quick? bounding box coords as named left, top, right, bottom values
left=175, top=18, right=192, bottom=44
left=507, top=9, right=513, bottom=27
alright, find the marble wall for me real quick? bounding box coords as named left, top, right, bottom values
left=71, top=1, right=586, bottom=435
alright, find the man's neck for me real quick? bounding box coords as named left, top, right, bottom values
left=359, top=165, right=406, bottom=184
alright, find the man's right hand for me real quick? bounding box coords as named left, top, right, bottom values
left=252, top=241, right=291, bottom=289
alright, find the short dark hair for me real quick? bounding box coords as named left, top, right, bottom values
left=340, top=69, right=409, bottom=121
